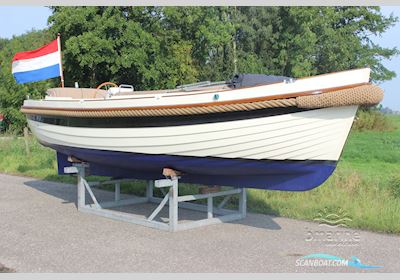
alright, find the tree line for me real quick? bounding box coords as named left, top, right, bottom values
left=0, top=6, right=398, bottom=133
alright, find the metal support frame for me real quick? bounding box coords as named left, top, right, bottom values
left=65, top=163, right=247, bottom=232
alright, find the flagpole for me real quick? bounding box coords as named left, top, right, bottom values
left=57, top=33, right=65, bottom=88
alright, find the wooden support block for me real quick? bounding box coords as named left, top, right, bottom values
left=68, top=155, right=84, bottom=163
left=162, top=168, right=182, bottom=178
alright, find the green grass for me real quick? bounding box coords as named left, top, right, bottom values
left=0, top=115, right=399, bottom=234
left=0, top=137, right=74, bottom=184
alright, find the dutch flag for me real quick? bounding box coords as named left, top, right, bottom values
left=11, top=38, right=62, bottom=84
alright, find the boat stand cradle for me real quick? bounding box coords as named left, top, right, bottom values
left=64, top=163, right=247, bottom=232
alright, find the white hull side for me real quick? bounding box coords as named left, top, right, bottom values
left=28, top=106, right=358, bottom=161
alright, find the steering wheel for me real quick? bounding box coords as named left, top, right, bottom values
left=96, top=82, right=118, bottom=90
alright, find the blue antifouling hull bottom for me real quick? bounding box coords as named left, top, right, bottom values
left=54, top=145, right=337, bottom=191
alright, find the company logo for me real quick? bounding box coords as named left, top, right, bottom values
left=295, top=253, right=383, bottom=269
left=305, top=208, right=360, bottom=247
left=313, top=207, right=352, bottom=227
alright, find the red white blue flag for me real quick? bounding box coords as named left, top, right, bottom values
left=11, top=38, right=62, bottom=84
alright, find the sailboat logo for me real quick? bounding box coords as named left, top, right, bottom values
left=313, top=208, right=352, bottom=227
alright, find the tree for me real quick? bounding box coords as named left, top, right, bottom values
left=48, top=6, right=397, bottom=87
left=48, top=7, right=199, bottom=89
left=234, top=7, right=398, bottom=80
left=286, top=7, right=398, bottom=81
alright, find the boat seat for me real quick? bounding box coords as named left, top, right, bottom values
left=46, top=84, right=232, bottom=99
left=46, top=88, right=107, bottom=99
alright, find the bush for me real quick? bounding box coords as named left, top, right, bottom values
left=352, top=108, right=394, bottom=132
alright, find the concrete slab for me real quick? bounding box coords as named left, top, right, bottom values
left=0, top=173, right=399, bottom=272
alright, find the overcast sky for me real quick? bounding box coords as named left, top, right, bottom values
left=0, top=6, right=399, bottom=110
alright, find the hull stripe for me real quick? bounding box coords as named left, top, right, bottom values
left=27, top=107, right=307, bottom=128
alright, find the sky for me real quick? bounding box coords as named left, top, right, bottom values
left=371, top=6, right=400, bottom=111
left=0, top=6, right=51, bottom=38
left=0, top=6, right=399, bottom=110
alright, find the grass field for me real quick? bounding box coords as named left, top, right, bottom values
left=0, top=115, right=399, bottom=234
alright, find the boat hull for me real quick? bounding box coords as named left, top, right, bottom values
left=27, top=105, right=358, bottom=191
left=53, top=145, right=336, bottom=191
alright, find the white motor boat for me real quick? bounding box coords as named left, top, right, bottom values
left=21, top=68, right=383, bottom=191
